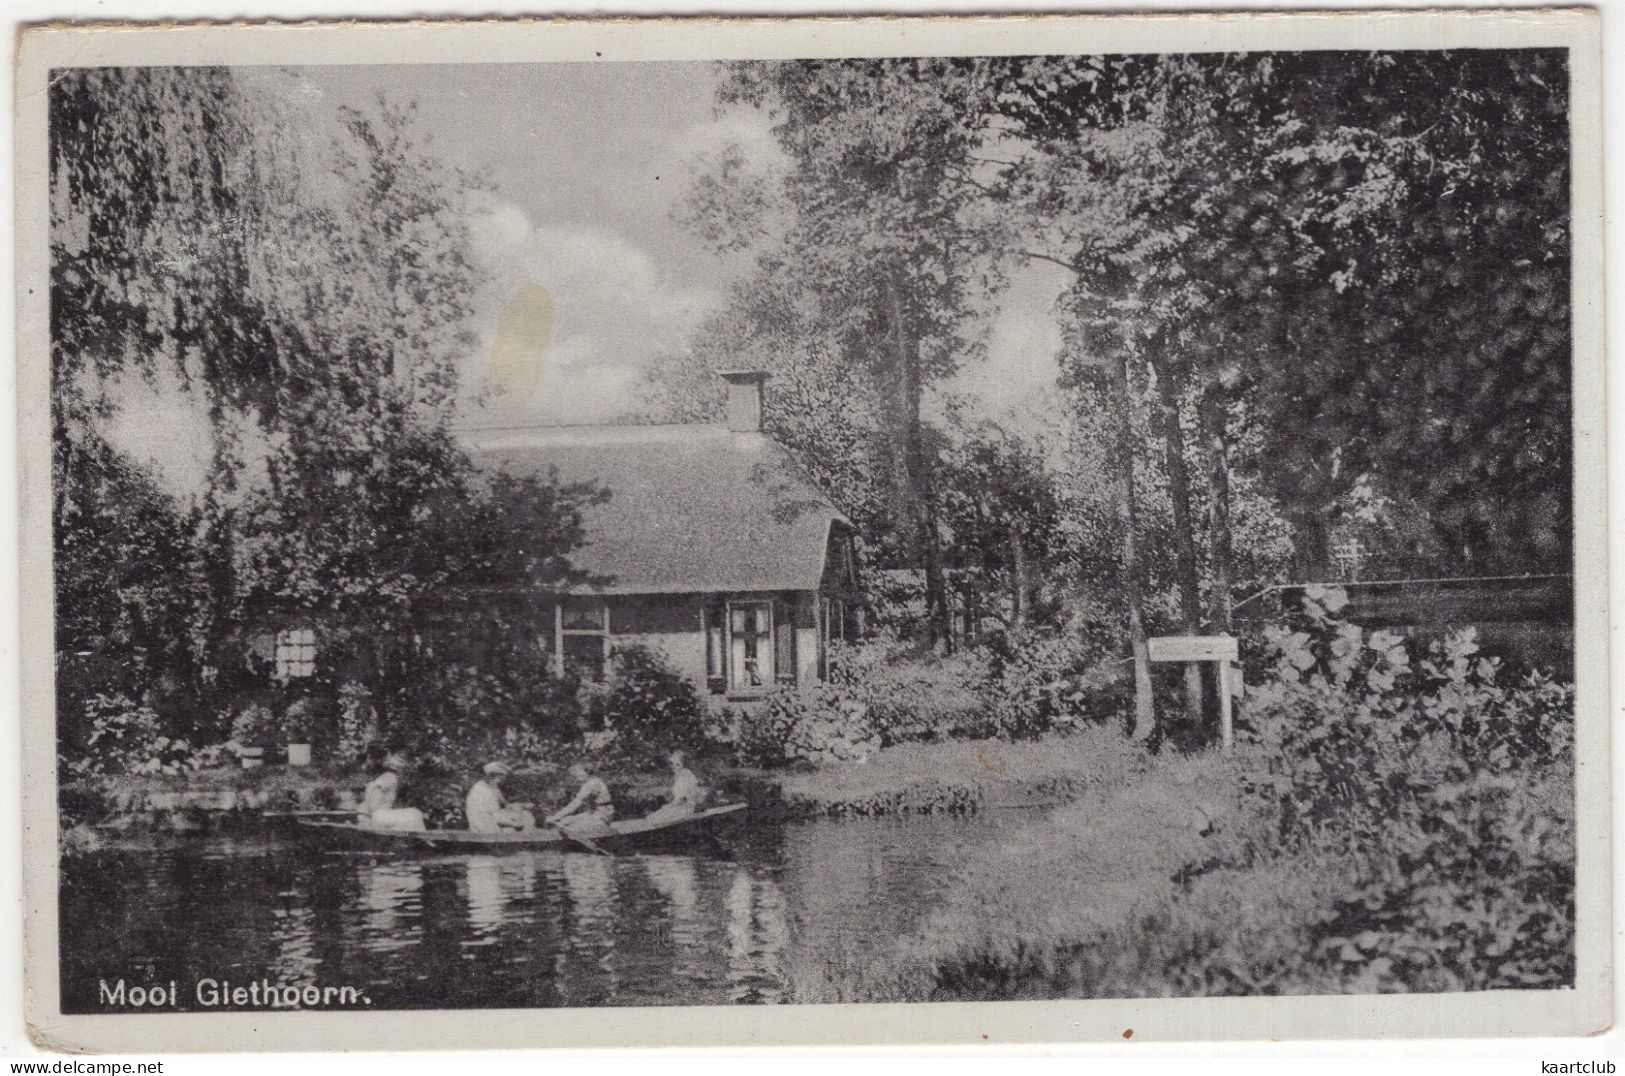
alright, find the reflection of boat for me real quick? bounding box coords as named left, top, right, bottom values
left=298, top=803, right=747, bottom=853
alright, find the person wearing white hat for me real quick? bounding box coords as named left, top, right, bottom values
left=465, top=761, right=535, bottom=833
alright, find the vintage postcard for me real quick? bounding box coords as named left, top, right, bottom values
left=15, top=10, right=1609, bottom=1052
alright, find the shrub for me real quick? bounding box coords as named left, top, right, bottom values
left=333, top=680, right=378, bottom=768
left=1309, top=770, right=1574, bottom=991
left=776, top=683, right=881, bottom=764
left=590, top=644, right=707, bottom=768
left=228, top=699, right=279, bottom=749
left=727, top=684, right=877, bottom=768
left=280, top=694, right=324, bottom=747
left=981, top=629, right=1123, bottom=739
left=69, top=693, right=197, bottom=776
left=1240, top=585, right=1575, bottom=988
left=730, top=699, right=795, bottom=768
left=390, top=655, right=585, bottom=767
left=728, top=634, right=1127, bottom=765
left=829, top=640, right=991, bottom=744
left=1246, top=586, right=1575, bottom=843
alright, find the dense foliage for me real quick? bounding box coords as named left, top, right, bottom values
left=791, top=592, right=1574, bottom=999
left=586, top=645, right=710, bottom=769
left=730, top=634, right=1127, bottom=766
left=666, top=50, right=1572, bottom=739
left=50, top=67, right=600, bottom=769
left=1238, top=586, right=1574, bottom=989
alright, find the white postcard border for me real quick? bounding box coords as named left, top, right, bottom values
left=14, top=9, right=1610, bottom=1051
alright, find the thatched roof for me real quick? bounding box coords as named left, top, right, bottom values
left=464, top=423, right=848, bottom=595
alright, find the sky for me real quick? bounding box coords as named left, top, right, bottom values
left=105, top=60, right=1070, bottom=497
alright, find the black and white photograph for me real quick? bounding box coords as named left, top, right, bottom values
left=15, top=11, right=1609, bottom=1050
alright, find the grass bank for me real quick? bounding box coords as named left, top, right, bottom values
left=784, top=734, right=1266, bottom=1001
left=784, top=736, right=1574, bottom=1001
left=773, top=727, right=1148, bottom=817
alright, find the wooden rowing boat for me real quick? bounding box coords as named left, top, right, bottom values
left=297, top=802, right=747, bottom=853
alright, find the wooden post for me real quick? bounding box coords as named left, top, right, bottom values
left=1148, top=635, right=1240, bottom=752
left=552, top=601, right=564, bottom=678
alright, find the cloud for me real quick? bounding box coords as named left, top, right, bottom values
left=99, top=362, right=216, bottom=502
left=933, top=262, right=1075, bottom=438
left=462, top=195, right=721, bottom=425
left=661, top=111, right=782, bottom=176
left=467, top=192, right=535, bottom=273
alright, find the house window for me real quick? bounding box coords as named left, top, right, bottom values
left=728, top=601, right=774, bottom=692
left=556, top=599, right=609, bottom=681
left=275, top=628, right=317, bottom=680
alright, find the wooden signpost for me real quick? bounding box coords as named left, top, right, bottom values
left=1147, top=634, right=1241, bottom=750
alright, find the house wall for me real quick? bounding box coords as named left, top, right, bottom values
left=604, top=594, right=708, bottom=686
left=555, top=588, right=847, bottom=709
left=589, top=591, right=825, bottom=708
left=794, top=592, right=819, bottom=688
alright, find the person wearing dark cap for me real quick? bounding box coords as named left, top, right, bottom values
left=465, top=761, right=535, bottom=833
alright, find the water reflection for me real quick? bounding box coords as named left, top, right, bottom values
left=361, top=860, right=425, bottom=954
left=642, top=855, right=704, bottom=983
left=60, top=813, right=1028, bottom=1012
left=725, top=870, right=788, bottom=1003
left=269, top=901, right=319, bottom=987
left=559, top=853, right=619, bottom=1003
left=463, top=855, right=540, bottom=944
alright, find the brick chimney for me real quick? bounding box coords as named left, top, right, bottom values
left=718, top=370, right=770, bottom=433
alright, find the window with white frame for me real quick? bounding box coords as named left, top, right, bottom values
left=728, top=600, right=774, bottom=691
left=703, top=596, right=804, bottom=693
left=557, top=599, right=610, bottom=681
left=275, top=628, right=317, bottom=680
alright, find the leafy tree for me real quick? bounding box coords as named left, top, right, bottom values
left=969, top=50, right=1571, bottom=732
left=935, top=409, right=1062, bottom=634
left=681, top=49, right=1571, bottom=738
left=990, top=50, right=1571, bottom=586
left=49, top=67, right=598, bottom=756
left=688, top=58, right=1009, bottom=649
left=637, top=271, right=892, bottom=554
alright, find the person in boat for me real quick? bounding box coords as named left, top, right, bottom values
left=358, top=750, right=427, bottom=832
left=545, top=762, right=615, bottom=835
left=465, top=761, right=536, bottom=833
left=643, top=750, right=707, bottom=824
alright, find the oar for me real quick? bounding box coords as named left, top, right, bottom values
left=567, top=834, right=612, bottom=856
left=549, top=822, right=612, bottom=856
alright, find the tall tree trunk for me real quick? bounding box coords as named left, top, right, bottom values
left=920, top=466, right=953, bottom=653
left=1202, top=387, right=1235, bottom=633
left=1115, top=353, right=1155, bottom=741
left=1009, top=518, right=1027, bottom=633
left=1293, top=506, right=1332, bottom=579
left=1151, top=354, right=1205, bottom=728
left=884, top=267, right=953, bottom=652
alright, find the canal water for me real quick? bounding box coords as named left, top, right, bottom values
left=60, top=812, right=1032, bottom=1011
